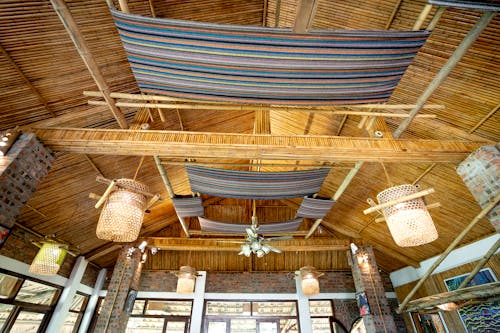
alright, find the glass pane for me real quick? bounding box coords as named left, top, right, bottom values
left=259, top=321, right=278, bottom=333
left=9, top=311, right=45, bottom=333
left=280, top=319, right=298, bottom=333
left=61, top=312, right=79, bottom=333
left=0, top=273, right=21, bottom=299
left=206, top=301, right=251, bottom=316
left=252, top=302, right=297, bottom=316
left=126, top=317, right=164, bottom=332
left=208, top=321, right=226, bottom=333
left=0, top=304, right=14, bottom=330
left=146, top=300, right=192, bottom=316
left=166, top=321, right=186, bottom=333
left=312, top=318, right=331, bottom=333
left=230, top=319, right=256, bottom=333
left=15, top=280, right=59, bottom=305
left=132, top=300, right=145, bottom=315
left=70, top=293, right=87, bottom=311
left=309, top=300, right=333, bottom=316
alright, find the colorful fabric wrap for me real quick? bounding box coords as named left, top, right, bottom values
left=172, top=197, right=204, bottom=217
left=111, top=10, right=429, bottom=105
left=186, top=165, right=330, bottom=199
left=198, top=217, right=302, bottom=233
left=296, top=197, right=336, bottom=219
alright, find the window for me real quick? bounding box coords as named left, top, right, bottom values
left=309, top=300, right=347, bottom=333
left=204, top=300, right=299, bottom=333
left=126, top=299, right=192, bottom=333
left=61, top=293, right=89, bottom=333
left=0, top=270, right=62, bottom=333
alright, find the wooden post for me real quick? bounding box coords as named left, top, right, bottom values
left=49, top=0, right=128, bottom=129
left=397, top=192, right=500, bottom=313
left=394, top=11, right=496, bottom=138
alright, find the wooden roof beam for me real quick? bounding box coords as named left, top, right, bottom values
left=141, top=237, right=350, bottom=252
left=33, top=127, right=487, bottom=163
left=294, top=0, right=319, bottom=33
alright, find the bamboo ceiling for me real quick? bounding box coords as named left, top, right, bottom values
left=1, top=0, right=499, bottom=273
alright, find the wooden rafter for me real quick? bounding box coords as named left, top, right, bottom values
left=33, top=127, right=487, bottom=163
left=294, top=0, right=319, bottom=33
left=49, top=0, right=128, bottom=129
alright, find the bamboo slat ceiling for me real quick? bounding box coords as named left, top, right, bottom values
left=1, top=0, right=499, bottom=273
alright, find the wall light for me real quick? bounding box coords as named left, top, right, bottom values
left=0, top=128, right=20, bottom=157
left=299, top=266, right=323, bottom=296
left=176, top=266, right=197, bottom=294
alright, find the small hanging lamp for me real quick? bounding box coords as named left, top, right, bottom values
left=176, top=266, right=197, bottom=293
left=29, top=240, right=68, bottom=276
left=376, top=184, right=438, bottom=247
left=96, top=178, right=149, bottom=242
left=299, top=266, right=323, bottom=296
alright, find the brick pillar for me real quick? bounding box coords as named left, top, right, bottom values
left=0, top=133, right=54, bottom=227
left=457, top=145, right=499, bottom=231
left=349, top=246, right=397, bottom=333
left=94, top=246, right=142, bottom=333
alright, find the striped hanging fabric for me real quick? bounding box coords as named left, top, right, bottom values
left=296, top=197, right=336, bottom=219
left=110, top=10, right=429, bottom=105
left=198, top=217, right=302, bottom=233
left=186, top=166, right=330, bottom=199
left=172, top=197, right=205, bottom=217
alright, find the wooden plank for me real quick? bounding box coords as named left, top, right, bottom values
left=32, top=127, right=487, bottom=163
left=142, top=237, right=350, bottom=252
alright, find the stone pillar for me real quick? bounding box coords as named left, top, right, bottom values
left=94, top=246, right=142, bottom=333
left=0, top=133, right=54, bottom=227
left=349, top=246, right=397, bottom=333
left=457, top=145, right=499, bottom=231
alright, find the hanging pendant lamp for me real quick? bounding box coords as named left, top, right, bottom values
left=377, top=184, right=438, bottom=247
left=29, top=241, right=68, bottom=276
left=96, top=178, right=149, bottom=242
left=299, top=266, right=323, bottom=296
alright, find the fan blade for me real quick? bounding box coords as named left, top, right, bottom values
left=266, top=236, right=293, bottom=242
left=267, top=245, right=282, bottom=253
left=246, top=227, right=257, bottom=238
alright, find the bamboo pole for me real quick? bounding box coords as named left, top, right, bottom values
left=427, top=6, right=446, bottom=31
left=412, top=163, right=436, bottom=185
left=364, top=188, right=435, bottom=215
left=262, top=0, right=268, bottom=27
left=394, top=11, right=496, bottom=138
left=305, top=161, right=364, bottom=238
left=294, top=0, right=319, bottom=33
left=457, top=237, right=500, bottom=289
left=96, top=176, right=156, bottom=197
left=413, top=4, right=433, bottom=30
left=336, top=114, right=348, bottom=136
left=161, top=160, right=351, bottom=169
left=275, top=0, right=281, bottom=27
left=95, top=180, right=116, bottom=209
left=469, top=102, right=500, bottom=133
left=375, top=203, right=441, bottom=222
left=153, top=156, right=175, bottom=199
left=49, top=0, right=128, bottom=129
left=0, top=43, right=56, bottom=118
left=118, top=0, right=130, bottom=13
left=397, top=192, right=500, bottom=313
left=83, top=154, right=105, bottom=178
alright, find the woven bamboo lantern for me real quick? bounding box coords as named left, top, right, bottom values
left=299, top=266, right=323, bottom=296
left=377, top=184, right=438, bottom=247
left=96, top=179, right=149, bottom=242
left=29, top=241, right=68, bottom=276
left=176, top=266, right=197, bottom=293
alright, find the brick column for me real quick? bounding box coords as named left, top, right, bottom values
left=94, top=246, right=142, bottom=333
left=349, top=246, right=397, bottom=333
left=0, top=133, right=53, bottom=227
left=457, top=145, right=499, bottom=231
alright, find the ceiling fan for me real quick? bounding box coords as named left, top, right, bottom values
left=238, top=216, right=292, bottom=258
